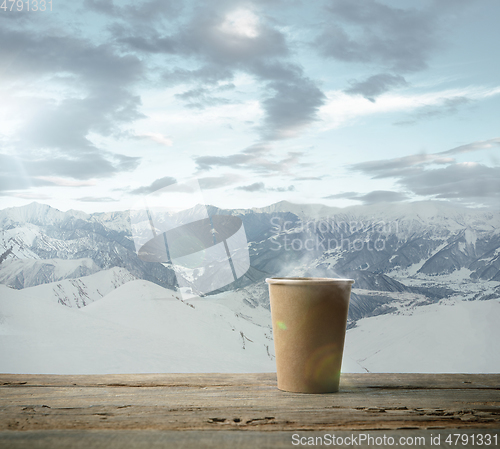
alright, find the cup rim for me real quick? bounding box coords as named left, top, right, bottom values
left=266, top=277, right=354, bottom=284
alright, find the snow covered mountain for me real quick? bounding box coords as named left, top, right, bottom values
left=344, top=296, right=500, bottom=374
left=1, top=279, right=497, bottom=374
left=0, top=258, right=100, bottom=289
left=0, top=282, right=275, bottom=374
left=1, top=201, right=499, bottom=315
left=22, top=267, right=137, bottom=308
left=237, top=201, right=500, bottom=312
left=0, top=200, right=499, bottom=373
left=0, top=202, right=177, bottom=293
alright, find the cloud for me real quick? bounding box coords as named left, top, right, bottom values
left=194, top=144, right=305, bottom=175
left=129, top=174, right=241, bottom=195
left=195, top=146, right=263, bottom=171
left=115, top=6, right=288, bottom=64
left=112, top=5, right=325, bottom=141
left=315, top=0, right=439, bottom=72
left=169, top=7, right=290, bottom=66
left=175, top=85, right=234, bottom=109
left=440, top=138, right=500, bottom=156
left=198, top=174, right=241, bottom=189
left=236, top=182, right=295, bottom=192
left=162, top=65, right=234, bottom=85
left=0, top=192, right=52, bottom=200
left=293, top=176, right=326, bottom=181
left=17, top=89, right=144, bottom=153
left=350, top=138, right=500, bottom=201
left=135, top=133, right=173, bottom=146
left=323, top=192, right=360, bottom=200
left=77, top=196, right=118, bottom=202
left=176, top=84, right=235, bottom=99
left=399, top=163, right=500, bottom=199
left=260, top=75, right=326, bottom=139
left=0, top=175, right=52, bottom=192
left=84, top=0, right=181, bottom=24
left=351, top=137, right=500, bottom=179
left=0, top=25, right=142, bottom=86
left=345, top=73, right=408, bottom=102
left=324, top=190, right=408, bottom=204
left=236, top=182, right=266, bottom=192
left=34, top=177, right=96, bottom=187
left=0, top=153, right=140, bottom=193
left=0, top=155, right=56, bottom=192
left=0, top=20, right=144, bottom=184
left=130, top=176, right=178, bottom=195
left=320, top=86, right=500, bottom=131
left=272, top=185, right=295, bottom=192
left=129, top=175, right=241, bottom=194
left=394, top=96, right=471, bottom=125
left=245, top=61, right=327, bottom=139
left=20, top=153, right=140, bottom=181
left=351, top=153, right=445, bottom=179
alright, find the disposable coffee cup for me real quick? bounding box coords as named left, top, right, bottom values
left=266, top=277, right=354, bottom=393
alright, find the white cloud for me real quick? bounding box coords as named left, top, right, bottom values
left=138, top=133, right=173, bottom=146
left=147, top=98, right=263, bottom=127
left=10, top=193, right=52, bottom=200
left=34, top=177, right=96, bottom=187
left=319, top=85, right=500, bottom=130
left=219, top=9, right=260, bottom=39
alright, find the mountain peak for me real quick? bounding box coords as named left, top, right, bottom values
left=0, top=202, right=66, bottom=227
left=251, top=199, right=498, bottom=223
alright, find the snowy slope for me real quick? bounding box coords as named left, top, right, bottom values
left=2, top=278, right=498, bottom=373
left=80, top=280, right=275, bottom=371
left=213, top=287, right=500, bottom=374
left=0, top=258, right=100, bottom=289
left=22, top=267, right=137, bottom=308
left=0, top=282, right=275, bottom=374
left=343, top=297, right=500, bottom=373
left=0, top=225, right=42, bottom=260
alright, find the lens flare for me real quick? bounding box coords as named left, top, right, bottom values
left=276, top=320, right=287, bottom=330
left=304, top=343, right=342, bottom=390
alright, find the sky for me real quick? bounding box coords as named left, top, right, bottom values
left=1, top=0, right=499, bottom=213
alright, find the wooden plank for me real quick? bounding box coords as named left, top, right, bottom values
left=1, top=372, right=498, bottom=389
left=0, top=374, right=498, bottom=432
left=1, top=430, right=500, bottom=449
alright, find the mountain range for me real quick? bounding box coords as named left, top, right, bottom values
left=0, top=200, right=498, bottom=373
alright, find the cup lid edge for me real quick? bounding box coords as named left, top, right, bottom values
left=266, top=277, right=355, bottom=284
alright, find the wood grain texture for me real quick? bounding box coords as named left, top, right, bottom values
left=0, top=374, right=499, bottom=432
left=1, top=430, right=499, bottom=449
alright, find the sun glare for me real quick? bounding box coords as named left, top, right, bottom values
left=219, top=9, right=259, bottom=39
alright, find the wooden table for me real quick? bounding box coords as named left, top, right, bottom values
left=0, top=373, right=498, bottom=448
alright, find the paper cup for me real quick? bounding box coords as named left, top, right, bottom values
left=266, top=277, right=354, bottom=393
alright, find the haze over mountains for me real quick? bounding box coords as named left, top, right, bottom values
left=0, top=201, right=499, bottom=373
